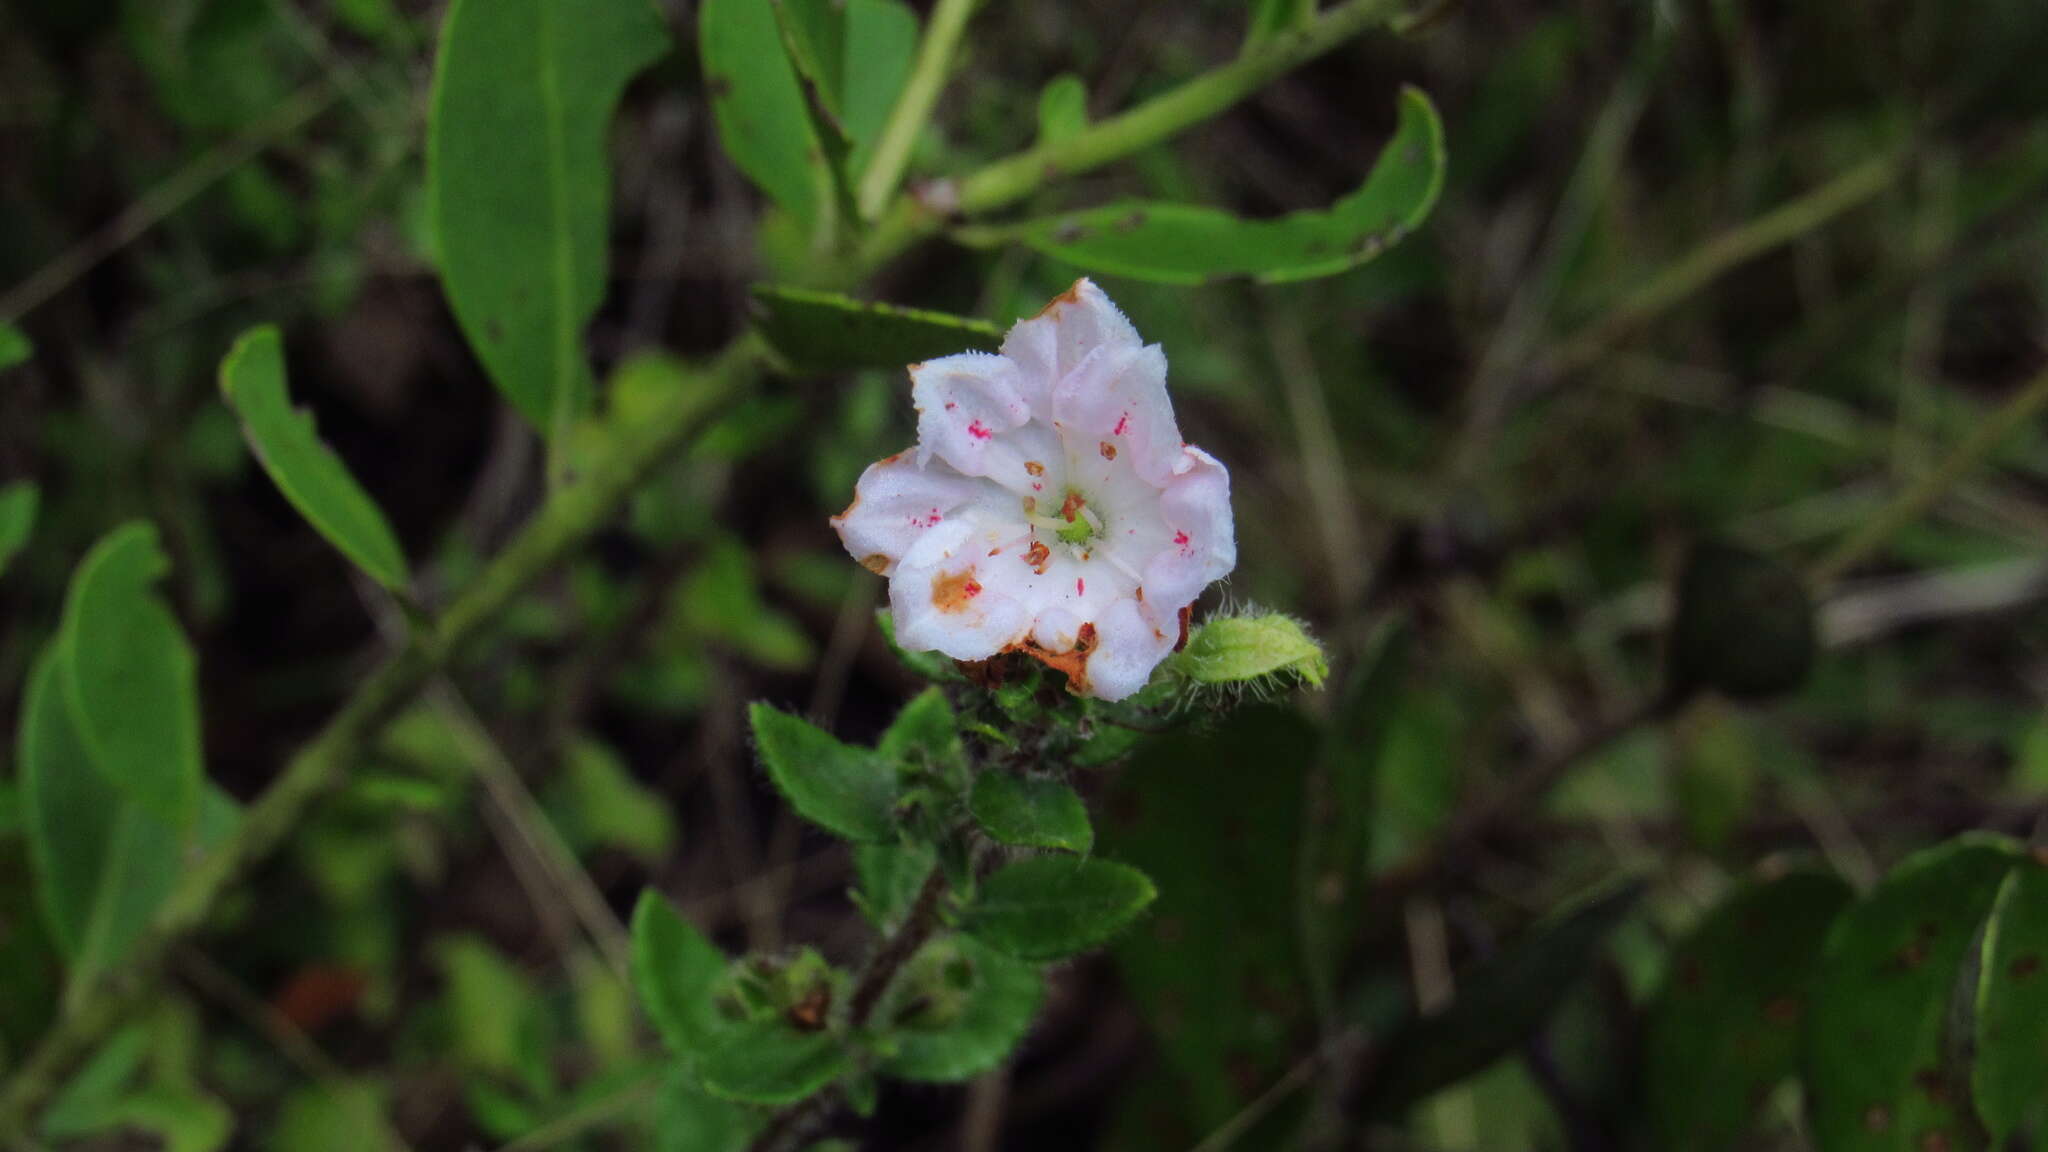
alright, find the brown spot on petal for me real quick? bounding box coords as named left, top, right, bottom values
left=1100, top=441, right=1118, bottom=460
left=1002, top=621, right=1098, bottom=694
left=1034, top=280, right=1088, bottom=319
left=1174, top=605, right=1192, bottom=651
left=1022, top=496, right=1037, bottom=514
left=860, top=554, right=890, bottom=574
left=1024, top=460, right=1045, bottom=477
left=1023, top=540, right=1051, bottom=574
left=931, top=568, right=983, bottom=613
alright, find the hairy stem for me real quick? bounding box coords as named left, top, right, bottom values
left=855, top=0, right=981, bottom=221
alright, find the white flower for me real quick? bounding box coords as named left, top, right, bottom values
left=832, top=279, right=1236, bottom=701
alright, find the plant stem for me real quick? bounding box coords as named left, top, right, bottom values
left=855, top=0, right=981, bottom=222
left=1805, top=364, right=2048, bottom=588
left=0, top=338, right=760, bottom=1143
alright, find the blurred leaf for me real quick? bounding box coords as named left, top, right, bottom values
left=1036, top=74, right=1088, bottom=145
left=434, top=935, right=535, bottom=1076
left=697, top=1019, right=847, bottom=1105
left=0, top=323, right=29, bottom=370
left=876, top=935, right=1043, bottom=1083
left=1974, top=858, right=2048, bottom=1144
left=839, top=0, right=918, bottom=179
left=877, top=687, right=964, bottom=769
left=549, top=737, right=675, bottom=864
left=269, top=1079, right=403, bottom=1152
left=655, top=1065, right=760, bottom=1151
left=1670, top=542, right=1815, bottom=700
left=968, top=856, right=1155, bottom=962
left=630, top=892, right=731, bottom=1059
left=100, top=1087, right=233, bottom=1152
left=700, top=0, right=823, bottom=229
left=1245, top=0, right=1314, bottom=48
left=1672, top=698, right=1760, bottom=852
left=121, top=0, right=288, bottom=132
left=43, top=1026, right=148, bottom=1139
left=0, top=481, right=38, bottom=577
left=675, top=538, right=815, bottom=672
left=1167, top=613, right=1328, bottom=687
left=852, top=841, right=937, bottom=931
left=748, top=703, right=898, bottom=843
left=426, top=0, right=667, bottom=431
left=968, top=773, right=1092, bottom=854
left=219, top=326, right=410, bottom=591
left=57, top=522, right=204, bottom=822
left=751, top=285, right=1003, bottom=373
left=1803, top=835, right=2023, bottom=1152
left=1358, top=880, right=1643, bottom=1115
left=1643, top=868, right=1853, bottom=1152
left=1002, top=87, right=1445, bottom=284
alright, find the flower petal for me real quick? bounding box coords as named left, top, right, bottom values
left=1139, top=446, right=1236, bottom=624
left=1052, top=343, right=1182, bottom=487
left=890, top=519, right=1034, bottom=661
left=1000, top=278, right=1142, bottom=419
left=911, top=352, right=1044, bottom=486
left=831, top=451, right=1006, bottom=576
left=1083, top=597, right=1178, bottom=702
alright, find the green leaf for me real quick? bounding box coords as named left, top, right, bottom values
left=1168, top=613, right=1328, bottom=687
left=434, top=935, right=536, bottom=1076
left=968, top=773, right=1092, bottom=854
left=0, top=323, right=29, bottom=370
left=630, top=892, right=731, bottom=1058
left=1359, top=880, right=1644, bottom=1114
left=1036, top=74, right=1088, bottom=145
left=968, top=856, right=1155, bottom=962
left=272, top=1079, right=405, bottom=1152
left=748, top=703, right=898, bottom=842
left=1976, top=859, right=2048, bottom=1144
left=1643, top=869, right=1853, bottom=1152
left=877, top=687, right=963, bottom=768
left=1669, top=541, right=1816, bottom=700
left=876, top=935, right=1044, bottom=1083
left=766, top=0, right=858, bottom=230
left=550, top=737, right=676, bottom=864
left=218, top=326, right=410, bottom=591
left=1803, top=834, right=2023, bottom=1152
left=839, top=0, right=918, bottom=179
left=1001, top=87, right=1446, bottom=285
left=655, top=1065, right=760, bottom=1152
left=426, top=0, right=667, bottom=432
left=0, top=480, right=39, bottom=577
left=697, top=1020, right=847, bottom=1105
left=700, top=0, right=823, bottom=229
left=57, top=523, right=203, bottom=823
left=751, top=284, right=1003, bottom=373
left=1671, top=698, right=1760, bottom=852
left=852, top=841, right=938, bottom=931
left=1245, top=0, right=1315, bottom=48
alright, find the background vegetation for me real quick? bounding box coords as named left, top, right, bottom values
left=4, top=0, right=2048, bottom=1148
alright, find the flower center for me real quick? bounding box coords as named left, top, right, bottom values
left=1027, top=489, right=1104, bottom=553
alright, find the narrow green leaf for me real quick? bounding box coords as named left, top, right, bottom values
left=968, top=856, right=1155, bottom=962
left=767, top=0, right=858, bottom=230
left=701, top=0, right=822, bottom=227
left=1644, top=869, right=1853, bottom=1152
left=655, top=1064, right=760, bottom=1152
left=0, top=481, right=39, bottom=577
left=876, top=935, right=1044, bottom=1083
left=1670, top=541, right=1816, bottom=700
left=0, top=323, right=29, bottom=371
left=219, top=326, right=409, bottom=591
left=751, top=284, right=1003, bottom=373
left=630, top=892, right=731, bottom=1058
left=427, top=0, right=667, bottom=432
left=57, top=523, right=203, bottom=823
left=748, top=703, right=898, bottom=842
left=841, top=0, right=918, bottom=179
left=1359, top=881, right=1643, bottom=1114
left=1974, top=859, right=2048, bottom=1144
left=697, top=1021, right=847, bottom=1105
left=1036, top=74, right=1088, bottom=145
left=1000, top=87, right=1446, bottom=285
left=1245, top=0, right=1315, bottom=48
left=1803, top=835, right=2023, bottom=1152
left=1168, top=613, right=1328, bottom=687
left=968, top=773, right=1093, bottom=854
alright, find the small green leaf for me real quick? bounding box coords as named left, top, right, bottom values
left=550, top=737, right=675, bottom=864
left=853, top=841, right=938, bottom=931
left=1803, top=834, right=2023, bottom=1152
left=434, top=935, right=537, bottom=1076
left=655, top=1065, right=760, bottom=1152
left=876, top=935, right=1044, bottom=1083
left=968, top=856, right=1155, bottom=962
left=272, top=1080, right=405, bottom=1152
left=57, top=523, right=203, bottom=823
left=1036, top=74, right=1088, bottom=145
left=701, top=0, right=824, bottom=229
left=1168, top=613, right=1328, bottom=687
left=0, top=481, right=39, bottom=577
left=1669, top=541, right=1816, bottom=700
left=968, top=773, right=1092, bottom=854
left=219, top=326, right=410, bottom=591
left=751, top=284, right=1003, bottom=373
left=1643, top=869, right=1853, bottom=1152
left=630, top=892, right=731, bottom=1058
left=697, top=1020, right=848, bottom=1105
left=1245, top=0, right=1315, bottom=48
left=0, top=323, right=28, bottom=371
left=1359, top=880, right=1643, bottom=1114
left=427, top=0, right=668, bottom=432
left=1000, top=87, right=1445, bottom=285
left=1976, top=859, right=2048, bottom=1144
left=748, top=703, right=898, bottom=842
left=878, top=687, right=963, bottom=768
